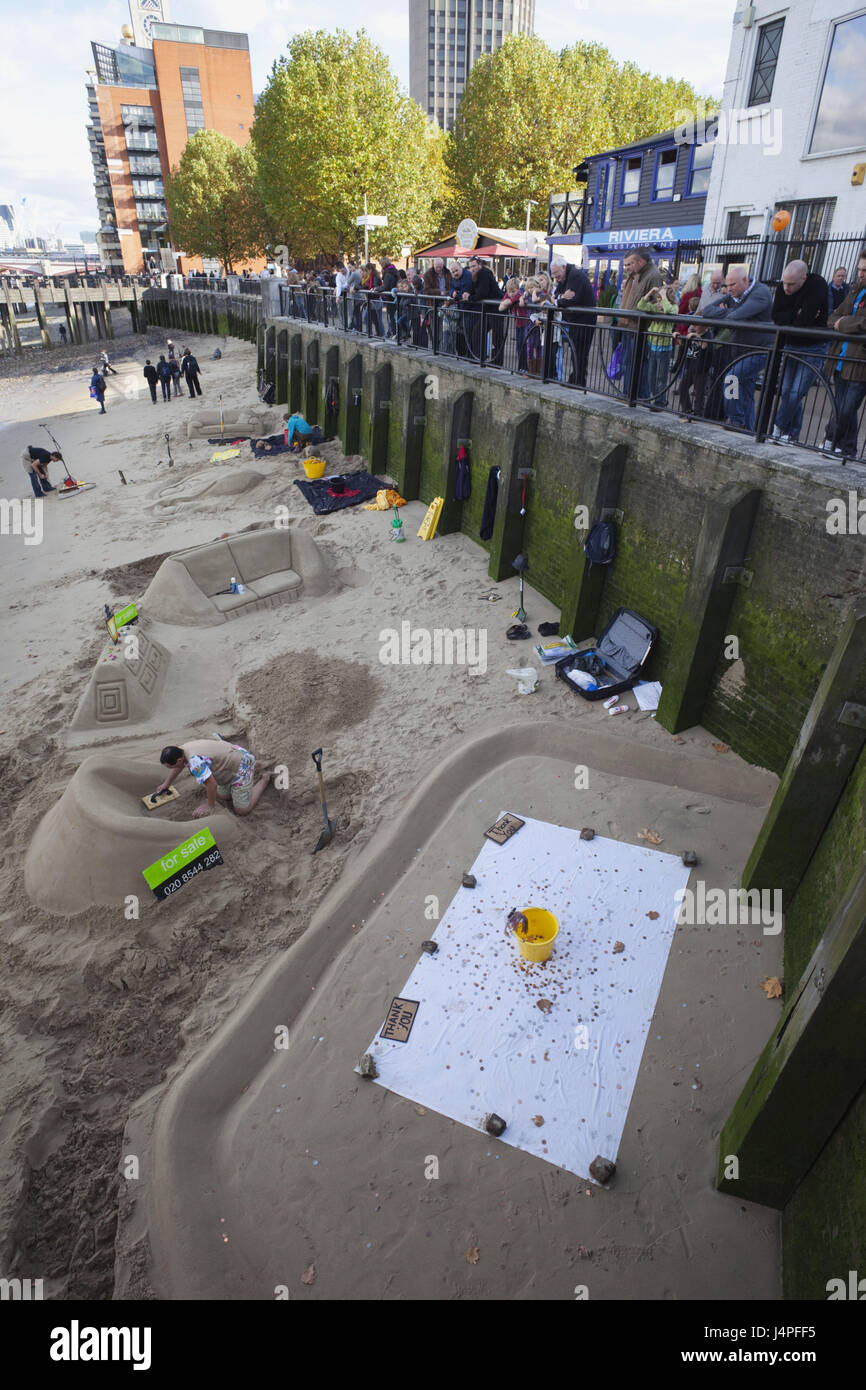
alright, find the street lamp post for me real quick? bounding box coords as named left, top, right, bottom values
left=525, top=199, right=537, bottom=277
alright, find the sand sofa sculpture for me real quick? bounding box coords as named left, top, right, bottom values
left=184, top=406, right=283, bottom=441
left=24, top=753, right=244, bottom=915
left=141, top=527, right=330, bottom=626
left=71, top=626, right=170, bottom=731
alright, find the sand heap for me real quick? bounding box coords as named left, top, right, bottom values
left=24, top=753, right=244, bottom=915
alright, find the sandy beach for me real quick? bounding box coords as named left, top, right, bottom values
left=0, top=330, right=782, bottom=1299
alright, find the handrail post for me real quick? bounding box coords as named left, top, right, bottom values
left=627, top=312, right=648, bottom=407
left=433, top=295, right=440, bottom=356
left=541, top=307, right=556, bottom=382
left=755, top=326, right=785, bottom=444
left=479, top=302, right=488, bottom=368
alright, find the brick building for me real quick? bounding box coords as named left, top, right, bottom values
left=87, top=4, right=257, bottom=275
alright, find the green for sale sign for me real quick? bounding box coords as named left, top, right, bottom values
left=114, top=602, right=138, bottom=627
left=143, top=827, right=223, bottom=901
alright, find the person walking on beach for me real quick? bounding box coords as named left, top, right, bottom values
left=143, top=359, right=158, bottom=403
left=157, top=355, right=172, bottom=402
left=58, top=324, right=67, bottom=345
left=166, top=339, right=177, bottom=361
left=155, top=740, right=274, bottom=819
left=181, top=348, right=202, bottom=397
left=169, top=355, right=183, bottom=397
left=100, top=349, right=118, bottom=376
left=21, top=445, right=60, bottom=497
left=89, top=367, right=107, bottom=414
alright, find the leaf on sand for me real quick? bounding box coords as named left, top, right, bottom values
left=638, top=828, right=663, bottom=845
left=612, top=941, right=625, bottom=953
left=466, top=1246, right=480, bottom=1265
left=536, top=998, right=553, bottom=1013
left=532, top=1115, right=544, bottom=1127
left=646, top=911, right=659, bottom=920
left=301, top=1264, right=316, bottom=1285
left=712, top=742, right=730, bottom=753
left=759, top=976, right=782, bottom=999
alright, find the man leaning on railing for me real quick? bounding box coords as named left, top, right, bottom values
left=700, top=265, right=774, bottom=431
left=823, top=247, right=866, bottom=458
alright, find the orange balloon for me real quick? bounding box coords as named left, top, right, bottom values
left=772, top=209, right=791, bottom=232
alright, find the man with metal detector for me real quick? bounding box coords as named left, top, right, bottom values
left=21, top=445, right=60, bottom=497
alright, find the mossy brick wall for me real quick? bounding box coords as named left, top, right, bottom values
left=782, top=1079, right=866, bottom=1299
left=277, top=317, right=862, bottom=776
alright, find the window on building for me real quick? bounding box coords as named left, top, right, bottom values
left=619, top=154, right=642, bottom=206
left=128, top=155, right=162, bottom=176
left=748, top=18, right=785, bottom=106
left=809, top=13, right=866, bottom=154
left=726, top=211, right=755, bottom=239
left=592, top=160, right=617, bottom=230
left=686, top=140, right=714, bottom=196
left=180, top=66, right=205, bottom=136
left=652, top=147, right=677, bottom=201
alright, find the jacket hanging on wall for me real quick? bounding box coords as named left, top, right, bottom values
left=480, top=465, right=500, bottom=541
left=454, top=445, right=471, bottom=502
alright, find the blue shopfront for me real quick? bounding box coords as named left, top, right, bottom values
left=548, top=129, right=715, bottom=294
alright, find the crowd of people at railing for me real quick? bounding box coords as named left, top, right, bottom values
left=284, top=245, right=866, bottom=457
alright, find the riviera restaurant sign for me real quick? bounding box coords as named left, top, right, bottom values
left=582, top=223, right=704, bottom=249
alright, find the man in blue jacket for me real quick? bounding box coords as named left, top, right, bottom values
left=700, top=265, right=774, bottom=430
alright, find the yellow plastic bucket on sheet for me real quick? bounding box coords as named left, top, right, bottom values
left=303, top=457, right=326, bottom=479
left=513, top=908, right=559, bottom=962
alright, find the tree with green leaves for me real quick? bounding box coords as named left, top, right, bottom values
left=446, top=35, right=716, bottom=228
left=165, top=130, right=265, bottom=272
left=252, top=29, right=447, bottom=261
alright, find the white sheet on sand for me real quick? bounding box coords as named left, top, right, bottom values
left=364, top=814, right=689, bottom=1180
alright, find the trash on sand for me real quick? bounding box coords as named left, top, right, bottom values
left=638, top=829, right=664, bottom=845
left=712, top=742, right=730, bottom=753
left=421, top=940, right=438, bottom=955
left=681, top=850, right=699, bottom=867
left=633, top=680, right=662, bottom=711
left=462, top=872, right=477, bottom=888
left=759, top=976, right=783, bottom=999
left=359, top=1053, right=378, bottom=1078
left=466, top=1247, right=480, bottom=1265
left=506, top=666, right=538, bottom=694
left=301, top=1265, right=316, bottom=1285
left=580, top=827, right=595, bottom=841
left=608, top=703, right=629, bottom=716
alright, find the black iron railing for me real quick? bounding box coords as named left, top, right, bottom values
left=279, top=284, right=866, bottom=464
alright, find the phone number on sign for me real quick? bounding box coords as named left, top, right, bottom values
left=162, top=850, right=223, bottom=894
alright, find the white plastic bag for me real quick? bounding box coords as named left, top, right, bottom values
left=506, top=667, right=538, bottom=695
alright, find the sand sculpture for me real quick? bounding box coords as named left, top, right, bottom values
left=184, top=407, right=283, bottom=441
left=152, top=469, right=267, bottom=510
left=141, top=527, right=330, bottom=626
left=24, top=753, right=244, bottom=914
left=71, top=626, right=170, bottom=731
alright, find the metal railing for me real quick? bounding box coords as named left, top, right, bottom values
left=278, top=284, right=866, bottom=464
left=672, top=234, right=865, bottom=288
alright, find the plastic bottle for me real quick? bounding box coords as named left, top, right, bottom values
left=608, top=704, right=629, bottom=716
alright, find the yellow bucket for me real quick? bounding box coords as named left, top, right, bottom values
left=303, top=457, right=326, bottom=480
left=513, top=907, right=559, bottom=962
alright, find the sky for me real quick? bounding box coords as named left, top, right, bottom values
left=0, top=0, right=735, bottom=245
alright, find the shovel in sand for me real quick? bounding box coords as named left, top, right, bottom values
left=311, top=748, right=336, bottom=853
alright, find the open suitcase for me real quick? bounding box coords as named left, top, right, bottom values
left=555, top=607, right=658, bottom=701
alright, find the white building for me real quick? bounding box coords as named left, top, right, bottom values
left=703, top=1, right=866, bottom=269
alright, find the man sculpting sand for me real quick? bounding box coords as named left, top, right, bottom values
left=156, top=740, right=273, bottom=818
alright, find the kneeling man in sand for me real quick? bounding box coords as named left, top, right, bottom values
left=156, top=740, right=272, bottom=818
